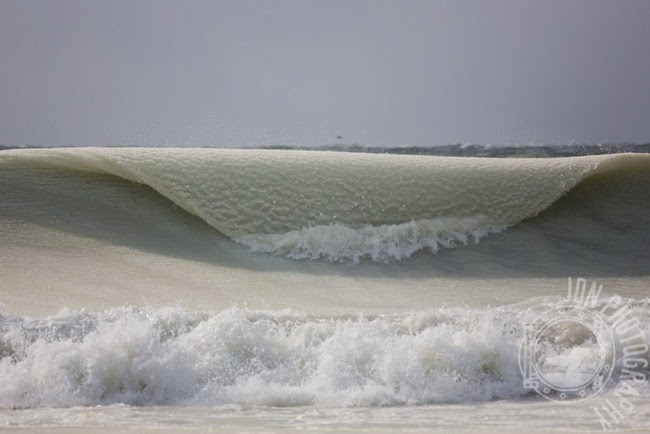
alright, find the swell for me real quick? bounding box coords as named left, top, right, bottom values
left=0, top=148, right=648, bottom=262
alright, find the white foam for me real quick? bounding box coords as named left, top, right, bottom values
left=2, top=300, right=648, bottom=409
left=0, top=306, right=525, bottom=408
left=236, top=217, right=505, bottom=262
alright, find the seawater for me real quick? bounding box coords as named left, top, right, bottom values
left=0, top=147, right=649, bottom=431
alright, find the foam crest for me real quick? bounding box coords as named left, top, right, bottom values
left=0, top=306, right=524, bottom=408
left=2, top=301, right=648, bottom=409
left=236, top=217, right=504, bottom=262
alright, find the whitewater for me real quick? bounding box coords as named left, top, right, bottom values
left=0, top=147, right=649, bottom=431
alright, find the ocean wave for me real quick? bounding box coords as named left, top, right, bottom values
left=1, top=148, right=648, bottom=262
left=1, top=299, right=648, bottom=409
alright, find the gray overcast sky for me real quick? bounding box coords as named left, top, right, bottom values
left=1, top=0, right=649, bottom=147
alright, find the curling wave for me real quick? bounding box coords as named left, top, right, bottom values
left=0, top=148, right=648, bottom=261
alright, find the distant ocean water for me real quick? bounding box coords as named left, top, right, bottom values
left=0, top=145, right=649, bottom=431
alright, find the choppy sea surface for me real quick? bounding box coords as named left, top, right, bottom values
left=1, top=144, right=649, bottom=431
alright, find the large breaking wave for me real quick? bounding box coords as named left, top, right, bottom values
left=2, top=296, right=649, bottom=409
left=0, top=148, right=648, bottom=261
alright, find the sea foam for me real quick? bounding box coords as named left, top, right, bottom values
left=0, top=306, right=524, bottom=408
left=2, top=299, right=649, bottom=409
left=237, top=217, right=504, bottom=262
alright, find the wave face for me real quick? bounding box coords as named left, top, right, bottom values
left=2, top=297, right=648, bottom=409
left=1, top=148, right=647, bottom=261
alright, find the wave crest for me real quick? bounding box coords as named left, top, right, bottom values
left=237, top=216, right=504, bottom=262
